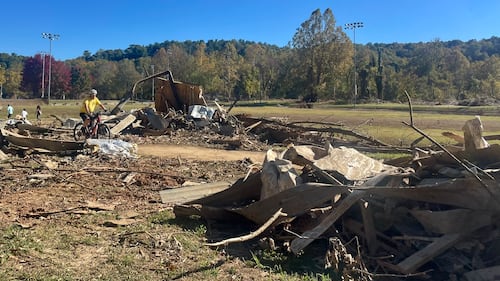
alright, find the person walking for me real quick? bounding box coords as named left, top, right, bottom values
left=36, top=105, right=42, bottom=124
left=7, top=104, right=13, bottom=119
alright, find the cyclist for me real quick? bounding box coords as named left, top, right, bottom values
left=79, top=89, right=107, bottom=130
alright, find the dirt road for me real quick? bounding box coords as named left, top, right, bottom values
left=138, top=144, right=265, bottom=163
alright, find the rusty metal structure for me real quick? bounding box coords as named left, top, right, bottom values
left=111, top=70, right=205, bottom=115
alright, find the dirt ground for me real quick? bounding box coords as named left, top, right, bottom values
left=0, top=142, right=261, bottom=224
left=138, top=144, right=265, bottom=163
left=0, top=125, right=299, bottom=280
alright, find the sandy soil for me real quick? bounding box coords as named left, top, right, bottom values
left=138, top=144, right=265, bottom=163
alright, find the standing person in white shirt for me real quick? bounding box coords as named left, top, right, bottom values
left=21, top=108, right=28, bottom=121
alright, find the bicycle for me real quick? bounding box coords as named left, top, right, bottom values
left=73, top=111, right=111, bottom=141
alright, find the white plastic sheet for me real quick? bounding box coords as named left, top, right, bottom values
left=86, top=139, right=138, bottom=158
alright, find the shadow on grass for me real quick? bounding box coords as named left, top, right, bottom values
left=170, top=259, right=226, bottom=280
left=169, top=215, right=338, bottom=279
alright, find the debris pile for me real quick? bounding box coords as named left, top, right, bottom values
left=172, top=116, right=500, bottom=280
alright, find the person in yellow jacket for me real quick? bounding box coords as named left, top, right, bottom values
left=79, top=89, right=107, bottom=127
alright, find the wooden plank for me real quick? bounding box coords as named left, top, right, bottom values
left=109, top=114, right=137, bottom=135
left=414, top=144, right=500, bottom=171
left=1, top=128, right=84, bottom=152
left=16, top=123, right=54, bottom=133
left=187, top=171, right=262, bottom=207
left=463, top=265, right=500, bottom=281
left=160, top=181, right=233, bottom=204
left=290, top=190, right=364, bottom=254
left=232, top=183, right=351, bottom=225
left=410, top=209, right=493, bottom=234
left=366, top=178, right=500, bottom=212
left=394, top=212, right=491, bottom=275
left=396, top=233, right=463, bottom=274
left=359, top=200, right=378, bottom=254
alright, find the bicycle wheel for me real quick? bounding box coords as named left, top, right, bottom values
left=97, top=123, right=111, bottom=139
left=73, top=122, right=86, bottom=141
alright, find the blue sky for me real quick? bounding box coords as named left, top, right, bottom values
left=2, top=0, right=498, bottom=60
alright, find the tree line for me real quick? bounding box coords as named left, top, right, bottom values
left=0, top=8, right=498, bottom=104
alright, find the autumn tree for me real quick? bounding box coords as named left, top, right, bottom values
left=4, top=69, right=23, bottom=99
left=20, top=56, right=42, bottom=97
left=291, top=8, right=351, bottom=102
left=0, top=66, right=5, bottom=97
left=49, top=60, right=72, bottom=99
left=167, top=44, right=195, bottom=81
left=20, top=54, right=71, bottom=99
left=273, top=48, right=300, bottom=99
left=469, top=55, right=500, bottom=99
left=244, top=44, right=280, bottom=101
left=152, top=48, right=170, bottom=72
left=234, top=63, right=259, bottom=100
left=442, top=48, right=470, bottom=100
left=91, top=59, right=118, bottom=99
left=70, top=65, right=93, bottom=99
left=218, top=42, right=241, bottom=100
left=110, top=59, right=142, bottom=99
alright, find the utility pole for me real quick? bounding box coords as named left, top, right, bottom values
left=42, top=32, right=60, bottom=104
left=167, top=48, right=172, bottom=70
left=40, top=52, right=46, bottom=98
left=344, top=22, right=363, bottom=108
left=151, top=64, right=155, bottom=102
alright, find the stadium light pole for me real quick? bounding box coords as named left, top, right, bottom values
left=41, top=32, right=60, bottom=104
left=344, top=22, right=363, bottom=108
